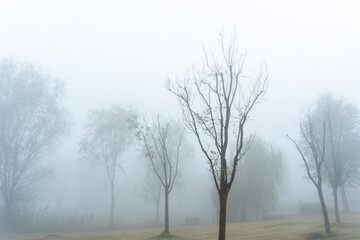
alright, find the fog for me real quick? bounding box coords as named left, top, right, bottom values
left=1, top=0, right=360, bottom=234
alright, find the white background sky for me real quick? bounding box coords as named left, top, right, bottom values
left=1, top=0, right=359, bottom=131
left=0, top=0, right=360, bottom=217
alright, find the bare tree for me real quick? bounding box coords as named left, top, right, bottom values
left=79, top=105, right=134, bottom=228
left=0, top=58, right=71, bottom=230
left=133, top=116, right=187, bottom=235
left=313, top=93, right=360, bottom=222
left=167, top=34, right=268, bottom=240
left=287, top=110, right=330, bottom=233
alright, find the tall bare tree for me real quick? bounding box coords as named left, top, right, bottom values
left=79, top=105, right=134, bottom=228
left=287, top=110, right=331, bottom=233
left=133, top=116, right=187, bottom=235
left=168, top=34, right=268, bottom=240
left=0, top=58, right=71, bottom=230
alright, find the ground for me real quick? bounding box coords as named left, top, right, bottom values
left=3, top=213, right=360, bottom=240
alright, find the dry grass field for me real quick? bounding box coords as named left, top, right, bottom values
left=3, top=213, right=360, bottom=240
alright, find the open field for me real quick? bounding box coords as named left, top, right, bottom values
left=4, top=213, right=360, bottom=240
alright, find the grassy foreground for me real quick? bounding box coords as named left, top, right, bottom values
left=4, top=213, right=360, bottom=240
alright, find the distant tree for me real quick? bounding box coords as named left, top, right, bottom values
left=132, top=116, right=187, bottom=235
left=79, top=105, right=134, bottom=228
left=287, top=110, right=331, bottom=233
left=225, top=138, right=283, bottom=222
left=312, top=93, right=360, bottom=221
left=143, top=165, right=162, bottom=224
left=0, top=58, right=71, bottom=230
left=168, top=34, right=268, bottom=240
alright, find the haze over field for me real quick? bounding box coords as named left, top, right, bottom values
left=0, top=0, right=360, bottom=237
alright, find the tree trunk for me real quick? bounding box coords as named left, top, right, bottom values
left=110, top=182, right=115, bottom=229
left=317, top=185, right=331, bottom=233
left=340, top=186, right=350, bottom=212
left=218, top=191, right=228, bottom=240
left=164, top=186, right=169, bottom=234
left=333, top=186, right=340, bottom=224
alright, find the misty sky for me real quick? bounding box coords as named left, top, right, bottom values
left=0, top=0, right=360, bottom=215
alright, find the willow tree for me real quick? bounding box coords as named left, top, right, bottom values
left=225, top=138, right=283, bottom=222
left=168, top=34, right=268, bottom=240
